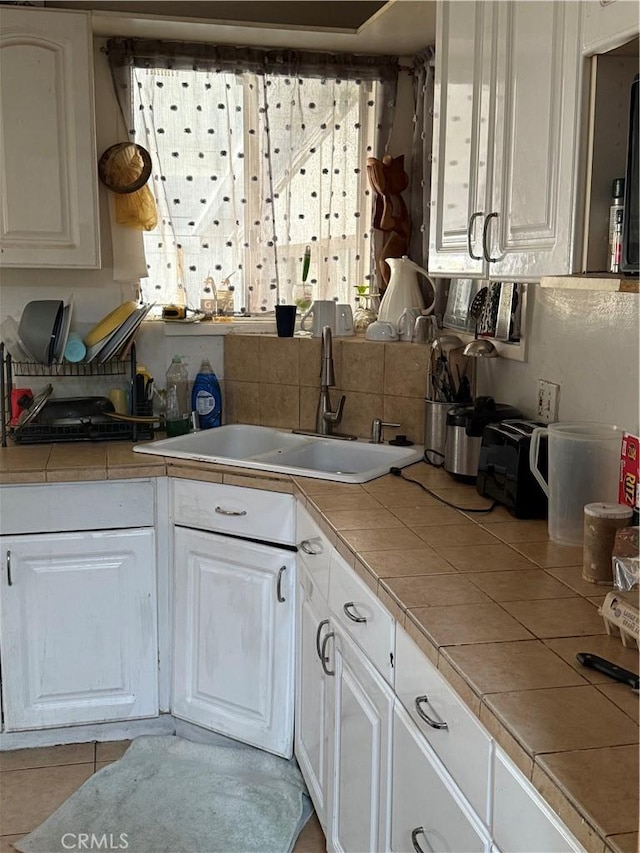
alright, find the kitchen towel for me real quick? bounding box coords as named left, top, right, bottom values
left=15, top=735, right=312, bottom=853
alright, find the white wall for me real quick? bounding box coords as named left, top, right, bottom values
left=477, top=285, right=639, bottom=433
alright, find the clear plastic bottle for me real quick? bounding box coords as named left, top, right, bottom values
left=166, top=355, right=189, bottom=413
left=191, top=359, right=222, bottom=429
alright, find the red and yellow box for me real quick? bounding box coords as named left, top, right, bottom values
left=619, top=432, right=639, bottom=513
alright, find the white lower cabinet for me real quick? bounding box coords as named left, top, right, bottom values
left=327, top=626, right=394, bottom=853
left=492, top=747, right=583, bottom=853
left=395, top=626, right=492, bottom=825
left=172, top=525, right=295, bottom=758
left=295, top=560, right=331, bottom=831
left=391, top=702, right=491, bottom=853
left=0, top=529, right=158, bottom=730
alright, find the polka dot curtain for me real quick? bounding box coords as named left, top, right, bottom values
left=107, top=40, right=399, bottom=314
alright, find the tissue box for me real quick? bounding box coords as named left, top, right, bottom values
left=619, top=432, right=639, bottom=512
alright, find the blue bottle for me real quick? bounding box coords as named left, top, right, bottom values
left=191, top=359, right=222, bottom=429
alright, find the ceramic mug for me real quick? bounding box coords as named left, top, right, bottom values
left=300, top=300, right=336, bottom=336
left=335, top=304, right=354, bottom=336
left=365, top=320, right=399, bottom=341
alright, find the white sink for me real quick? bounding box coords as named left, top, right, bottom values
left=133, top=424, right=423, bottom=483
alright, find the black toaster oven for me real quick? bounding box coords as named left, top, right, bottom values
left=476, top=420, right=548, bottom=518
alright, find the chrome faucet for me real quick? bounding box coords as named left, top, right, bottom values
left=316, top=325, right=345, bottom=435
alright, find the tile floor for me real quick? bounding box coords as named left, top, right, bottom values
left=0, top=741, right=326, bottom=852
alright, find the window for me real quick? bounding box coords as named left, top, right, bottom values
left=108, top=40, right=399, bottom=315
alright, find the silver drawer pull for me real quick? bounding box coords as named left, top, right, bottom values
left=315, top=619, right=330, bottom=661
left=214, top=506, right=247, bottom=517
left=415, top=695, right=448, bottom=730
left=320, top=631, right=335, bottom=677
left=299, top=538, right=323, bottom=555
left=343, top=601, right=367, bottom=623
left=411, top=827, right=434, bottom=853
left=467, top=211, right=483, bottom=261
left=276, top=566, right=286, bottom=603
left=482, top=210, right=499, bottom=263
left=7, top=549, right=12, bottom=587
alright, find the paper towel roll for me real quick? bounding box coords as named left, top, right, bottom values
left=582, top=503, right=633, bottom=584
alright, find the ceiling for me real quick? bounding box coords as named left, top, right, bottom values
left=46, top=2, right=389, bottom=29
left=43, top=0, right=437, bottom=55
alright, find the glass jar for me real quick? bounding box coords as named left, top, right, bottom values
left=353, top=291, right=379, bottom=335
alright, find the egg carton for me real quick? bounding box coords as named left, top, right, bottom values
left=599, top=590, right=639, bottom=648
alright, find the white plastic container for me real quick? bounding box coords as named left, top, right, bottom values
left=529, top=422, right=624, bottom=546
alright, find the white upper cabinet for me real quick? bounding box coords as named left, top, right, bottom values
left=0, top=7, right=100, bottom=268
left=429, top=1, right=494, bottom=277
left=429, top=1, right=584, bottom=280
left=582, top=0, right=640, bottom=55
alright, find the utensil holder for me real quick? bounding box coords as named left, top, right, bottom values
left=424, top=399, right=450, bottom=467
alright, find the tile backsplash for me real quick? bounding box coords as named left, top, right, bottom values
left=224, top=335, right=430, bottom=445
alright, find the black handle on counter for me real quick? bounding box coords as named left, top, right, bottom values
left=576, top=652, right=640, bottom=691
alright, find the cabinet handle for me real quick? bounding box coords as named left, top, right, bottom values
left=411, top=827, right=434, bottom=853
left=214, top=506, right=247, bottom=517
left=482, top=211, right=499, bottom=263
left=467, top=211, right=484, bottom=260
left=276, top=565, right=286, bottom=603
left=415, top=695, right=448, bottom=730
left=315, top=619, right=330, bottom=661
left=299, top=538, right=323, bottom=555
left=320, top=631, right=335, bottom=677
left=6, top=549, right=12, bottom=586
left=343, top=601, right=367, bottom=623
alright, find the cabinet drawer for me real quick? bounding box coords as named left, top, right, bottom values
left=296, top=503, right=331, bottom=601
left=329, top=549, right=395, bottom=685
left=492, top=748, right=583, bottom=853
left=395, top=626, right=492, bottom=825
left=391, top=702, right=491, bottom=853
left=0, top=480, right=155, bottom=535
left=172, top=478, right=295, bottom=545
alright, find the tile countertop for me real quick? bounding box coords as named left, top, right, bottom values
left=0, top=442, right=638, bottom=853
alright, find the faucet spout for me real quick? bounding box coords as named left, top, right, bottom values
left=320, top=325, right=335, bottom=387
left=315, top=324, right=344, bottom=435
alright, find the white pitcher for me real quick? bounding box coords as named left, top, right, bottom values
left=378, top=256, right=436, bottom=331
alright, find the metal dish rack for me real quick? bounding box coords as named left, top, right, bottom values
left=0, top=342, right=155, bottom=446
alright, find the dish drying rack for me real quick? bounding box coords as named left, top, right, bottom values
left=0, top=342, right=155, bottom=446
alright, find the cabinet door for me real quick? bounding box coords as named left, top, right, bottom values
left=295, top=562, right=331, bottom=831
left=488, top=1, right=583, bottom=278
left=328, top=628, right=394, bottom=853
left=391, top=703, right=491, bottom=853
left=172, top=527, right=295, bottom=758
left=428, top=0, right=495, bottom=276
left=0, top=8, right=99, bottom=268
left=0, top=529, right=158, bottom=730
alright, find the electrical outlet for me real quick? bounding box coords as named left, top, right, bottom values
left=536, top=380, right=560, bottom=423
